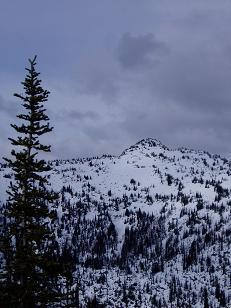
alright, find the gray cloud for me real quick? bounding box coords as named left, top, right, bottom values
left=1, top=1, right=231, bottom=160
left=152, top=50, right=231, bottom=113
left=117, top=33, right=169, bottom=70
left=57, top=110, right=100, bottom=121
left=68, top=110, right=99, bottom=120
left=75, top=66, right=119, bottom=104
left=0, top=95, right=19, bottom=117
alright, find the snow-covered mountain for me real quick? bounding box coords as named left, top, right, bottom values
left=0, top=138, right=230, bottom=307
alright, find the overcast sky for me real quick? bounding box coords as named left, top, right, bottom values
left=1, top=0, right=231, bottom=159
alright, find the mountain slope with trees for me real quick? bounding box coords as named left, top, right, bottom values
left=1, top=137, right=230, bottom=307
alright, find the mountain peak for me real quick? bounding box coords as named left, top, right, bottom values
left=135, top=137, right=168, bottom=149
left=121, top=137, right=168, bottom=156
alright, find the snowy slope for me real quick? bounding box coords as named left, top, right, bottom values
left=0, top=138, right=230, bottom=307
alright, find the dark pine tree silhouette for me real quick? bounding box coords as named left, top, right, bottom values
left=0, top=56, right=63, bottom=307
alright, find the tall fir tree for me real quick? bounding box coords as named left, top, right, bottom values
left=0, top=56, right=63, bottom=307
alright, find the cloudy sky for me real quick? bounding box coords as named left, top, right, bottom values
left=1, top=0, right=231, bottom=159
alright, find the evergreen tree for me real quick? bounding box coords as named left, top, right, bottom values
left=203, top=287, right=209, bottom=308
left=0, top=56, right=63, bottom=307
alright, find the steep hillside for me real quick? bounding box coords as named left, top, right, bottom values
left=0, top=138, right=231, bottom=307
